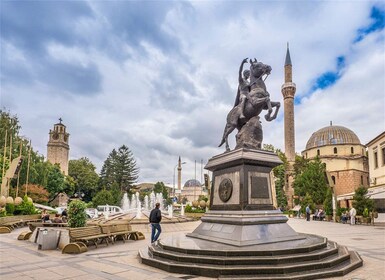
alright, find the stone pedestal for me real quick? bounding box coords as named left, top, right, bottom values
left=187, top=148, right=304, bottom=246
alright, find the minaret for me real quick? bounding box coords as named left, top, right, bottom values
left=281, top=44, right=296, bottom=208
left=47, top=118, right=70, bottom=175
left=177, top=156, right=182, bottom=191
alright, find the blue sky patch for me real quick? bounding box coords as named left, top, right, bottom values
left=355, top=6, right=385, bottom=42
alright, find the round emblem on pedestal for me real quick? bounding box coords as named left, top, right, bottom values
left=218, top=178, right=233, bottom=202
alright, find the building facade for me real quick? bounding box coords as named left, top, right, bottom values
left=366, top=131, right=385, bottom=222
left=47, top=119, right=70, bottom=175
left=301, top=124, right=369, bottom=207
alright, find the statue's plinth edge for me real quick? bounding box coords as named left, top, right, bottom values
left=205, top=148, right=282, bottom=171
left=187, top=210, right=305, bottom=247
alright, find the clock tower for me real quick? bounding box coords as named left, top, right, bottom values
left=47, top=118, right=70, bottom=175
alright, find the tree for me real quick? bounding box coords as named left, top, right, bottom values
left=92, top=190, right=115, bottom=207
left=273, top=151, right=288, bottom=209
left=352, top=186, right=374, bottom=216
left=20, top=184, right=49, bottom=204
left=69, top=157, right=99, bottom=201
left=153, top=181, right=169, bottom=201
left=293, top=157, right=328, bottom=205
left=323, top=187, right=333, bottom=216
left=46, top=164, right=66, bottom=199
left=100, top=145, right=139, bottom=192
left=300, top=193, right=315, bottom=214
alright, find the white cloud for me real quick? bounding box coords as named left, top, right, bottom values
left=1, top=1, right=383, bottom=186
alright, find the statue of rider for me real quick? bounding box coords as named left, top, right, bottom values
left=233, top=58, right=250, bottom=120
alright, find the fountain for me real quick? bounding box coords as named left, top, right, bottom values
left=168, top=205, right=173, bottom=218
left=144, top=195, right=149, bottom=211
left=121, top=193, right=131, bottom=212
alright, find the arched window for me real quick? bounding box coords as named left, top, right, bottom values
left=317, top=149, right=320, bottom=156
left=333, top=147, right=337, bottom=154
left=331, top=176, right=336, bottom=185
left=305, top=152, right=308, bottom=158
left=351, top=147, right=354, bottom=154
left=361, top=176, right=364, bottom=185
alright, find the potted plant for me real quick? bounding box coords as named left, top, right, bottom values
left=362, top=208, right=371, bottom=224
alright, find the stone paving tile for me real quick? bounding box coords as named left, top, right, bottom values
left=46, top=265, right=89, bottom=277
left=78, top=260, right=130, bottom=274
left=0, top=219, right=384, bottom=280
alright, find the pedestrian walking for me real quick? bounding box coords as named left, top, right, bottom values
left=349, top=206, right=357, bottom=225
left=149, top=202, right=162, bottom=243
left=306, top=205, right=311, bottom=221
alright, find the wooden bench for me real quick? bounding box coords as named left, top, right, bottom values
left=68, top=226, right=111, bottom=248
left=100, top=224, right=137, bottom=243
left=0, top=215, right=41, bottom=233
left=28, top=222, right=68, bottom=232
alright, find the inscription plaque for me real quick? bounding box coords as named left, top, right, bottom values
left=251, top=176, right=269, bottom=199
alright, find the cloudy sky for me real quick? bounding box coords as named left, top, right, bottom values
left=1, top=1, right=384, bottom=186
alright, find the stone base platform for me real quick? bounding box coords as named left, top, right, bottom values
left=139, top=232, right=362, bottom=279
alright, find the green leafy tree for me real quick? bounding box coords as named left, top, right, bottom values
left=153, top=181, right=169, bottom=201
left=293, top=157, right=328, bottom=205
left=92, top=190, right=115, bottom=207
left=323, top=187, right=333, bottom=216
left=100, top=145, right=139, bottom=192
left=300, top=193, right=315, bottom=214
left=46, top=164, right=66, bottom=199
left=273, top=151, right=288, bottom=209
left=69, top=157, right=99, bottom=201
left=68, top=200, right=87, bottom=228
left=352, top=186, right=374, bottom=216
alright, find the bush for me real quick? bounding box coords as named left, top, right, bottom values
left=5, top=203, right=14, bottom=216
left=0, top=208, right=6, bottom=217
left=14, top=196, right=36, bottom=215
left=185, top=204, right=205, bottom=213
left=68, top=200, right=87, bottom=228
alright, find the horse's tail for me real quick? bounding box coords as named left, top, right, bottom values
left=218, top=122, right=234, bottom=148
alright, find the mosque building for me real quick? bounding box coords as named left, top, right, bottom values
left=180, top=179, right=208, bottom=203
left=301, top=123, right=369, bottom=208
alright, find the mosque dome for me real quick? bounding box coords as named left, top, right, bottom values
left=184, top=179, right=202, bottom=188
left=305, top=125, right=361, bottom=150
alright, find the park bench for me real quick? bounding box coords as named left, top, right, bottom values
left=100, top=224, right=139, bottom=243
left=68, top=226, right=111, bottom=248
left=28, top=222, right=68, bottom=232
left=0, top=215, right=41, bottom=234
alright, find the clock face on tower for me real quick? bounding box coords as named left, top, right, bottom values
left=52, top=132, right=59, bottom=140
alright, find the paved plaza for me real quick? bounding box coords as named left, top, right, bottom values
left=0, top=218, right=384, bottom=280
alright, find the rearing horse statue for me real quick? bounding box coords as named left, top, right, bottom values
left=218, top=58, right=280, bottom=151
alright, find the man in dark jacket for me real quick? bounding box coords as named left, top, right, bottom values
left=149, top=202, right=162, bottom=243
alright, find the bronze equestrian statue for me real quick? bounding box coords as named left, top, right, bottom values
left=219, top=58, right=280, bottom=151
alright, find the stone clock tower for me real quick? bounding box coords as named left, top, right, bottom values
left=281, top=44, right=296, bottom=208
left=47, top=118, right=70, bottom=175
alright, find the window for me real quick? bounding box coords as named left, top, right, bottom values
left=317, top=149, right=320, bottom=156
left=333, top=147, right=337, bottom=154
left=351, top=147, right=354, bottom=154
left=361, top=176, right=363, bottom=185
left=374, top=151, right=378, bottom=168
left=305, top=152, right=307, bottom=158
left=382, top=147, right=385, bottom=166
